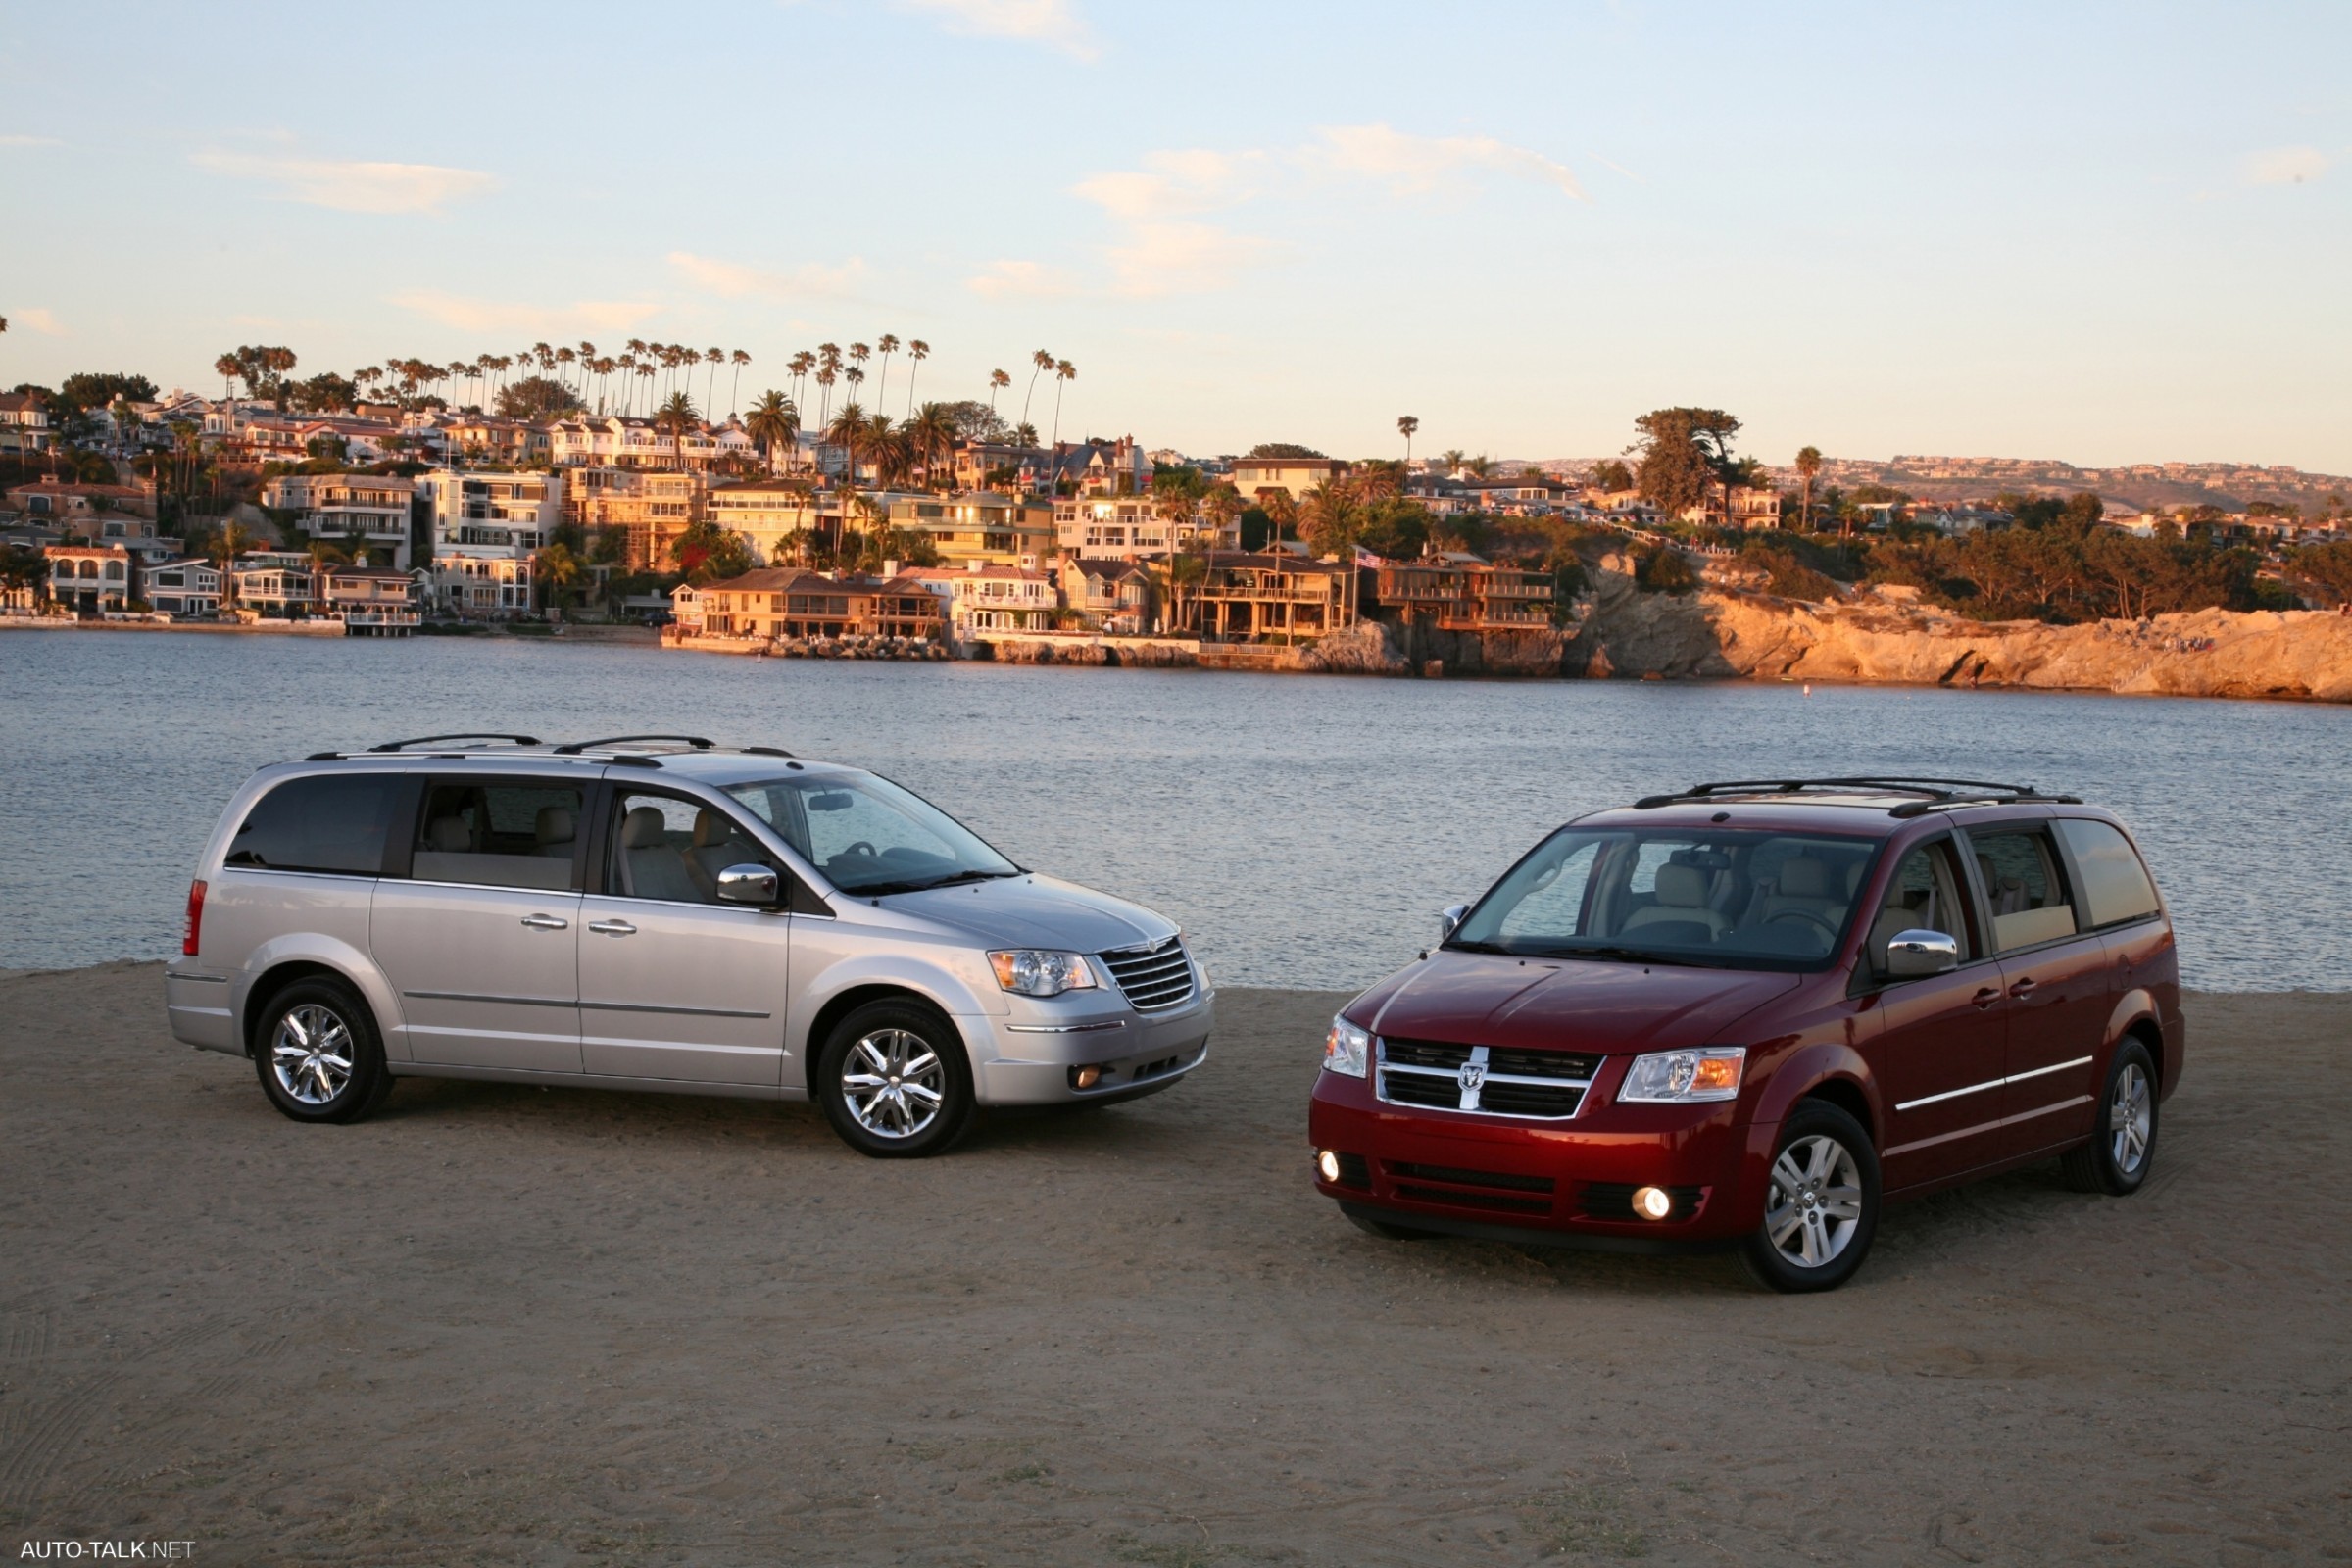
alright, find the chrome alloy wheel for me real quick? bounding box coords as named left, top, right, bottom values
left=839, top=1028, right=946, bottom=1140
left=1764, top=1134, right=1865, bottom=1270
left=270, top=1003, right=355, bottom=1105
left=2107, top=1062, right=2153, bottom=1175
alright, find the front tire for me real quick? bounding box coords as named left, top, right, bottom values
left=2060, top=1041, right=2158, bottom=1195
left=252, top=977, right=392, bottom=1125
left=815, top=1001, right=975, bottom=1158
left=1740, top=1102, right=1880, bottom=1293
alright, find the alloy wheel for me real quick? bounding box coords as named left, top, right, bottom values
left=270, top=1003, right=354, bottom=1105
left=839, top=1027, right=946, bottom=1140
left=2108, top=1063, right=2153, bottom=1175
left=1764, top=1134, right=1865, bottom=1270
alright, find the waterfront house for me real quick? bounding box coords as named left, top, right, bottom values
left=1229, top=455, right=1346, bottom=509
left=1054, top=555, right=1152, bottom=634
left=260, top=472, right=417, bottom=568
left=882, top=491, right=1055, bottom=569
left=144, top=556, right=223, bottom=617
left=693, top=567, right=945, bottom=642
left=230, top=555, right=316, bottom=616
left=1055, top=495, right=1176, bottom=558
left=1374, top=553, right=1554, bottom=630
left=668, top=583, right=706, bottom=635
left=1193, top=552, right=1356, bottom=643
left=419, top=469, right=559, bottom=614
left=704, top=477, right=842, bottom=568
left=318, top=565, right=423, bottom=629
left=901, top=563, right=1056, bottom=638
left=569, top=466, right=708, bottom=569
left=45, top=544, right=134, bottom=612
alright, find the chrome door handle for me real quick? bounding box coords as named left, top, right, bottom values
left=519, top=914, right=568, bottom=931
left=587, top=919, right=638, bottom=936
left=2008, top=978, right=2037, bottom=1000
left=1971, top=986, right=2001, bottom=1009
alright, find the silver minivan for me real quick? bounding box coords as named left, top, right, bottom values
left=164, top=734, right=1214, bottom=1156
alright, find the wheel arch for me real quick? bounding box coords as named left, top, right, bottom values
left=241, top=958, right=379, bottom=1057
left=2106, top=992, right=2168, bottom=1091
left=802, top=983, right=972, bottom=1082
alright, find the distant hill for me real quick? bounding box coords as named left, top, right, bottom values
left=1523, top=454, right=2352, bottom=514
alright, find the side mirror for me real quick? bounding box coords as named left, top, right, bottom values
left=1884, top=928, right=1959, bottom=978
left=715, top=863, right=781, bottom=906
left=1439, top=904, right=1469, bottom=943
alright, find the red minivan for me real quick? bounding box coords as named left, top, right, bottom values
left=1307, top=779, right=2182, bottom=1291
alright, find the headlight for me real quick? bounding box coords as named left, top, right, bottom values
left=988, top=949, right=1098, bottom=997
left=1323, top=1015, right=1370, bottom=1078
left=1618, top=1046, right=1745, bottom=1102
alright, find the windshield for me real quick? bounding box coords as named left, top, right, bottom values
left=1447, top=826, right=1880, bottom=969
left=724, top=773, right=1020, bottom=895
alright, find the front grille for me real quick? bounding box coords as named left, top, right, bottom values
left=1581, top=1182, right=1706, bottom=1222
left=1099, top=937, right=1196, bottom=1012
left=1376, top=1039, right=1596, bottom=1120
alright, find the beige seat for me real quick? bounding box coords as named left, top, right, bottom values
left=1758, top=857, right=1846, bottom=925
left=686, top=808, right=746, bottom=895
left=1978, top=854, right=2029, bottom=915
left=618, top=807, right=700, bottom=903
left=426, top=815, right=471, bottom=853
left=1623, top=863, right=1730, bottom=938
left=534, top=806, right=575, bottom=858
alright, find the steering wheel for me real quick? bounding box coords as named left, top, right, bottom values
left=841, top=841, right=878, bottom=858
left=1767, top=908, right=1839, bottom=941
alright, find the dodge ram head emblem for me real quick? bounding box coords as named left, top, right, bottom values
left=1458, top=1061, right=1486, bottom=1093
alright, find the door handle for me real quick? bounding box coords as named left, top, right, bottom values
left=2008, top=978, right=2037, bottom=1000
left=519, top=914, right=568, bottom=931
left=1971, top=986, right=2001, bottom=1009
left=587, top=919, right=638, bottom=937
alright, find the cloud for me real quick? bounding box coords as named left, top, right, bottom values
left=2244, top=145, right=2328, bottom=186
left=10, top=307, right=65, bottom=335
left=191, top=150, right=497, bottom=214
left=0, top=134, right=61, bottom=148
left=966, top=259, right=1080, bottom=299
left=667, top=250, right=878, bottom=306
left=1103, top=221, right=1275, bottom=299
left=897, top=0, right=1098, bottom=61
left=1304, top=123, right=1586, bottom=201
left=388, top=290, right=661, bottom=334
left=1072, top=148, right=1264, bottom=220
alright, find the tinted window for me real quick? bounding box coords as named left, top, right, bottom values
left=1867, top=840, right=1975, bottom=966
left=608, top=792, right=775, bottom=905
left=1969, top=827, right=2080, bottom=952
left=2055, top=819, right=2161, bottom=928
left=412, top=781, right=583, bottom=891
left=225, top=774, right=400, bottom=875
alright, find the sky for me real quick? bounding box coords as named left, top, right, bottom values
left=3, top=1, right=2348, bottom=472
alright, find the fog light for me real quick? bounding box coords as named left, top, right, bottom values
left=1072, top=1064, right=1102, bottom=1091
left=1633, top=1185, right=1674, bottom=1220
left=1316, top=1150, right=1342, bottom=1183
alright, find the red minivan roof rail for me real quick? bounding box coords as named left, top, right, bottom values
left=1632, top=777, right=2082, bottom=816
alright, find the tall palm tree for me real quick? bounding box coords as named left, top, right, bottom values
left=1200, top=483, right=1244, bottom=549
left=1050, top=360, right=1075, bottom=448
left=863, top=413, right=911, bottom=488
left=214, top=353, right=242, bottom=404
left=904, top=339, right=928, bottom=416
left=849, top=342, right=871, bottom=403
left=748, top=390, right=800, bottom=472
left=988, top=368, right=1010, bottom=414
left=874, top=334, right=900, bottom=411
left=1439, top=448, right=1466, bottom=476
left=789, top=351, right=814, bottom=414
left=844, top=366, right=865, bottom=412
left=1022, top=349, right=1053, bottom=431
left=1260, top=490, right=1298, bottom=553
left=704, top=348, right=723, bottom=416
left=824, top=401, right=868, bottom=487
left=656, top=390, right=700, bottom=471
left=816, top=344, right=843, bottom=429
left=1397, top=415, right=1419, bottom=466
left=1794, top=445, right=1823, bottom=531
left=213, top=517, right=252, bottom=616
left=907, top=402, right=957, bottom=489
left=728, top=350, right=751, bottom=416
left=636, top=362, right=658, bottom=416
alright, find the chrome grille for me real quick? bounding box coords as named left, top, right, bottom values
left=1376, top=1039, right=1596, bottom=1120
left=1099, top=937, right=1197, bottom=1013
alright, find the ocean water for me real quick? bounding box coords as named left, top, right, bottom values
left=1, top=630, right=2342, bottom=991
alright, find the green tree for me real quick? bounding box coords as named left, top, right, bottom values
left=1396, top=415, right=1419, bottom=466
left=534, top=540, right=583, bottom=609
left=496, top=376, right=584, bottom=420
left=656, top=390, right=700, bottom=467
left=1590, top=459, right=1633, bottom=492
left=1247, top=441, right=1327, bottom=460
left=746, top=390, right=799, bottom=472
left=1632, top=407, right=1742, bottom=521
left=1794, top=445, right=1823, bottom=530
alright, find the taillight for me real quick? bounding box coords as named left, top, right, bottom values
left=183, top=880, right=207, bottom=956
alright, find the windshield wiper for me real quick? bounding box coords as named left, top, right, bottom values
left=1557, top=945, right=1700, bottom=967
left=858, top=868, right=1020, bottom=896
left=1441, top=938, right=1513, bottom=955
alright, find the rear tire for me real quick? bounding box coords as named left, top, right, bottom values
left=1740, top=1102, right=1880, bottom=1293
left=2061, top=1041, right=2158, bottom=1196
left=252, top=977, right=393, bottom=1125
left=815, top=1001, right=975, bottom=1158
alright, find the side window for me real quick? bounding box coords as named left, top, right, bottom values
left=225, top=773, right=403, bottom=875
left=412, top=780, right=583, bottom=891
left=608, top=792, right=773, bottom=905
left=1868, top=840, right=1974, bottom=965
left=2055, top=819, right=2161, bottom=929
left=1968, top=827, right=2080, bottom=952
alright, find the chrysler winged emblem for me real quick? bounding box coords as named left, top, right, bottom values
left=1458, top=1061, right=1487, bottom=1094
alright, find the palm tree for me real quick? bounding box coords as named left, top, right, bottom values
left=1260, top=489, right=1298, bottom=552
left=1397, top=415, right=1420, bottom=466
left=1439, top=448, right=1466, bottom=477
left=863, top=412, right=911, bottom=488
left=1794, top=445, right=1823, bottom=531
left=989, top=368, right=1010, bottom=414
left=656, top=390, right=700, bottom=470
left=1164, top=549, right=1208, bottom=634
left=213, top=517, right=252, bottom=616
left=1022, top=349, right=1053, bottom=431
left=214, top=353, right=242, bottom=404
left=849, top=342, right=871, bottom=403
left=728, top=349, right=751, bottom=416
left=746, top=390, right=799, bottom=473
left=814, top=365, right=838, bottom=432
left=904, top=339, right=928, bottom=416
left=1154, top=472, right=1199, bottom=550
left=533, top=540, right=582, bottom=610
left=635, top=362, right=658, bottom=416
left=907, top=402, right=957, bottom=489
left=1012, top=420, right=1038, bottom=447
left=704, top=347, right=723, bottom=417
left=824, top=401, right=868, bottom=486
left=874, top=334, right=900, bottom=411
left=1050, top=360, right=1075, bottom=447
left=816, top=344, right=843, bottom=428
left=1200, top=483, right=1244, bottom=549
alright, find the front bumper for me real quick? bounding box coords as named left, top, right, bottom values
left=972, top=989, right=1214, bottom=1104
left=1307, top=1064, right=1754, bottom=1249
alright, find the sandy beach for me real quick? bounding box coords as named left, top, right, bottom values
left=3, top=964, right=2346, bottom=1565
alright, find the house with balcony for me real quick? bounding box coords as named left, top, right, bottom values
left=570, top=466, right=709, bottom=570
left=1229, top=455, right=1346, bottom=509
left=1192, top=552, right=1356, bottom=643
left=318, top=565, right=423, bottom=632
left=1374, top=553, right=1555, bottom=630
left=418, top=470, right=559, bottom=614
left=703, top=477, right=842, bottom=568
left=883, top=491, right=1055, bottom=568
left=230, top=554, right=316, bottom=616
left=1055, top=495, right=1178, bottom=558
left=550, top=416, right=727, bottom=471
left=901, top=563, right=1055, bottom=638
left=46, top=544, right=134, bottom=612
left=143, top=557, right=223, bottom=617
left=690, top=568, right=944, bottom=642
left=1680, top=484, right=1784, bottom=530
left=0, top=391, right=55, bottom=455
left=1054, top=556, right=1152, bottom=635
left=261, top=471, right=417, bottom=568
left=447, top=416, right=553, bottom=466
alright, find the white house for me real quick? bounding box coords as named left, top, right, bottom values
left=418, top=469, right=560, bottom=614
left=261, top=471, right=416, bottom=568
left=900, top=563, right=1055, bottom=638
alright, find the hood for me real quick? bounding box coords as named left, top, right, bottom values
left=882, top=872, right=1178, bottom=955
left=1352, top=951, right=1801, bottom=1056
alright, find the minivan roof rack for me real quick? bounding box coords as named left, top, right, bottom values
left=1631, top=777, right=2080, bottom=816
left=365, top=732, right=541, bottom=753
left=552, top=734, right=715, bottom=755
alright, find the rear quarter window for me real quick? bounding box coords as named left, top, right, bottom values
left=2056, top=818, right=2162, bottom=928
left=225, top=773, right=402, bottom=875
